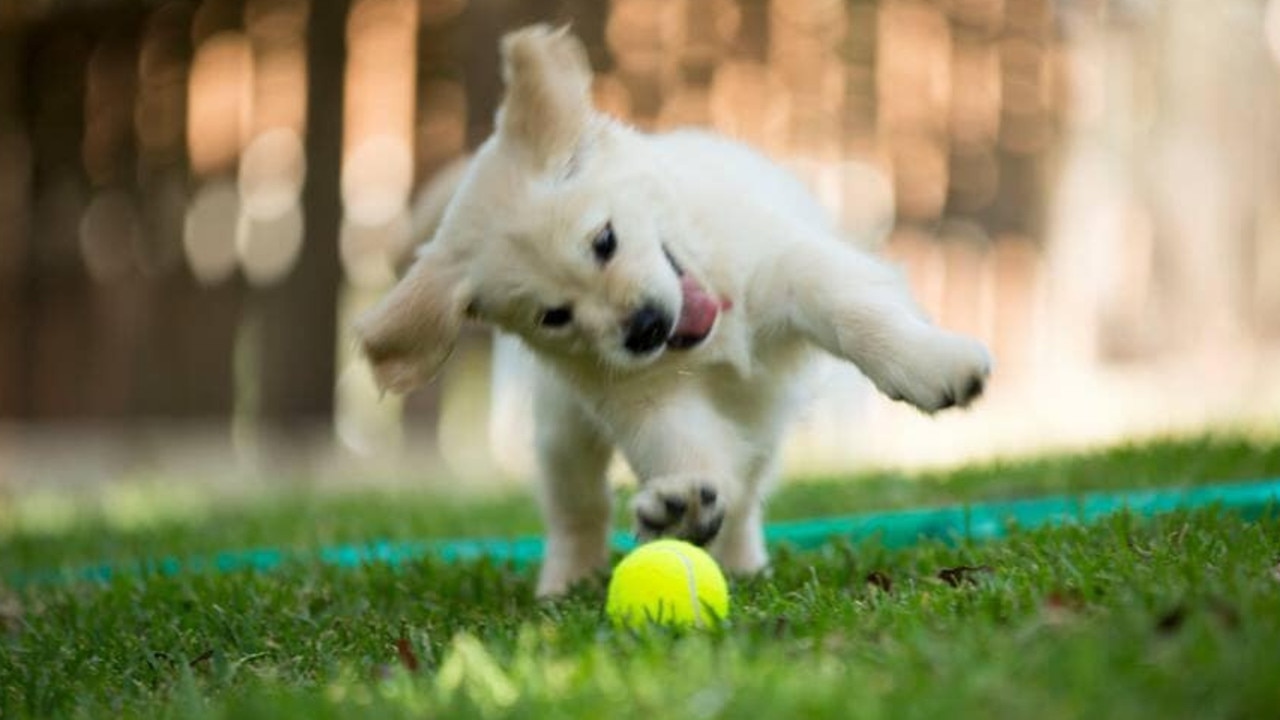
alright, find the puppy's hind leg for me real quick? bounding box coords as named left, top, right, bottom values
left=781, top=240, right=992, bottom=413
left=532, top=371, right=615, bottom=598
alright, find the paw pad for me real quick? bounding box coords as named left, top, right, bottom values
left=632, top=477, right=726, bottom=547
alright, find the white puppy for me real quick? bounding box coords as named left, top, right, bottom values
left=356, top=25, right=992, bottom=596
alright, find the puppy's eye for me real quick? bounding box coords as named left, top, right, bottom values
left=540, top=305, right=574, bottom=328
left=591, top=223, right=617, bottom=264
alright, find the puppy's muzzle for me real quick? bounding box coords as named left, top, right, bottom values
left=623, top=303, right=674, bottom=355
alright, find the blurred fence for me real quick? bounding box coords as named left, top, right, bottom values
left=1, top=0, right=1279, bottom=483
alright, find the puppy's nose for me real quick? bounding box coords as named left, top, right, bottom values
left=623, top=304, right=673, bottom=355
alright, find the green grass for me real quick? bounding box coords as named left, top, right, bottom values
left=3, top=433, right=1280, bottom=718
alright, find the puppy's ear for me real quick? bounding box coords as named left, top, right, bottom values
left=355, top=244, right=469, bottom=395
left=496, top=24, right=595, bottom=172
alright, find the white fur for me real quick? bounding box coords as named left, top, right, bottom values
left=356, top=25, right=992, bottom=596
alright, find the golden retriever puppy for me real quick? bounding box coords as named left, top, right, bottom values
left=356, top=25, right=991, bottom=596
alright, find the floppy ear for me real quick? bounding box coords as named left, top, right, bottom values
left=354, top=244, right=469, bottom=395
left=496, top=24, right=595, bottom=172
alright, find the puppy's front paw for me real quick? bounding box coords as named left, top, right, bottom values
left=877, top=331, right=992, bottom=413
left=631, top=476, right=726, bottom=547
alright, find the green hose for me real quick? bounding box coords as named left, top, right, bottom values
left=8, top=477, right=1279, bottom=588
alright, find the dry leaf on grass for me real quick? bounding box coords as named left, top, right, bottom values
left=937, top=565, right=993, bottom=588
left=865, top=571, right=893, bottom=593
left=189, top=649, right=215, bottom=675
left=1155, top=606, right=1187, bottom=634
left=395, top=637, right=420, bottom=672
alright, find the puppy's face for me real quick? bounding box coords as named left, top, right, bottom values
left=355, top=25, right=721, bottom=394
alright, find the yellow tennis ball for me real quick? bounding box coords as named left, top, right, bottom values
left=606, top=539, right=729, bottom=629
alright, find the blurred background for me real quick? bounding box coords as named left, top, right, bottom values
left=1, top=0, right=1279, bottom=494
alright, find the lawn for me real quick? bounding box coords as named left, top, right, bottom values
left=2, top=434, right=1280, bottom=718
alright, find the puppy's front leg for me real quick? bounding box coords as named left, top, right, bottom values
left=533, top=373, right=614, bottom=598
left=616, top=395, right=766, bottom=574
left=781, top=241, right=992, bottom=413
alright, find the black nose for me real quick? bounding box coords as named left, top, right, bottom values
left=623, top=304, right=673, bottom=355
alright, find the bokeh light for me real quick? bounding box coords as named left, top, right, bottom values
left=340, top=212, right=409, bottom=289
left=343, top=0, right=417, bottom=228
left=83, top=36, right=137, bottom=188
left=187, top=31, right=253, bottom=176
left=236, top=202, right=303, bottom=286
left=183, top=179, right=240, bottom=284
left=342, top=134, right=415, bottom=227
left=238, top=127, right=305, bottom=220
left=79, top=190, right=140, bottom=283
left=136, top=4, right=192, bottom=167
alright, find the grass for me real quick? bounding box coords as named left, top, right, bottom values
left=2, top=433, right=1280, bottom=718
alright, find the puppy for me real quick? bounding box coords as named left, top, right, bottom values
left=356, top=25, right=991, bottom=596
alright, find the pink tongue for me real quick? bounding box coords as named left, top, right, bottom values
left=673, top=275, right=719, bottom=342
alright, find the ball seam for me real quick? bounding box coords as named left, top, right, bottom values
left=664, top=546, right=703, bottom=627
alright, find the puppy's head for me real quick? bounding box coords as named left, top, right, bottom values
left=357, top=24, right=721, bottom=394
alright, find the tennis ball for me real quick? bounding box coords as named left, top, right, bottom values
left=606, top=539, right=729, bottom=629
